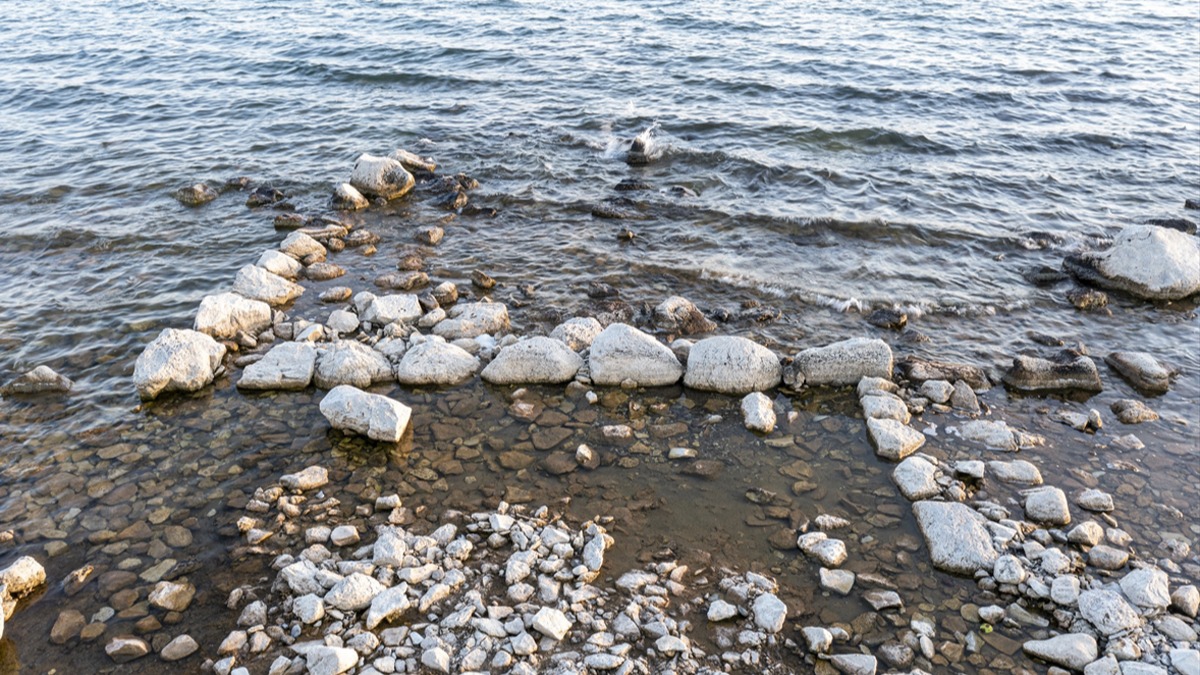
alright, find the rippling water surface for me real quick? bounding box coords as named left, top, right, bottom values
left=0, top=0, right=1197, bottom=672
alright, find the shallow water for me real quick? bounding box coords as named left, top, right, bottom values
left=0, top=0, right=1198, bottom=672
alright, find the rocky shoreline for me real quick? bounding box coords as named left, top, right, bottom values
left=1, top=148, right=1197, bottom=674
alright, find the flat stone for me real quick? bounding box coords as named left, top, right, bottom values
left=683, top=336, right=782, bottom=394
left=820, top=568, right=856, bottom=595
left=1078, top=589, right=1142, bottom=635
left=861, top=393, right=911, bottom=423
left=531, top=607, right=571, bottom=641
left=256, top=249, right=303, bottom=278
left=959, top=420, right=1018, bottom=451
left=1089, top=545, right=1130, bottom=571
left=912, top=501, right=998, bottom=575
left=305, top=645, right=360, bottom=675
left=1110, top=399, right=1158, bottom=424
left=314, top=340, right=393, bottom=388
left=238, top=342, right=316, bottom=390
left=830, top=653, right=878, bottom=675
left=358, top=293, right=422, bottom=326
left=867, top=418, right=925, bottom=460
left=280, top=466, right=328, bottom=491
left=50, top=609, right=86, bottom=644
left=1, top=365, right=73, bottom=395
left=105, top=636, right=150, bottom=663
left=1023, top=633, right=1098, bottom=671
left=988, top=459, right=1042, bottom=485
left=364, top=584, right=410, bottom=630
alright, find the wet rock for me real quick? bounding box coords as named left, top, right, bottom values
left=1076, top=489, right=1113, bottom=512
left=683, top=336, right=782, bottom=394
left=1003, top=354, right=1102, bottom=392
left=867, top=418, right=924, bottom=461
left=1104, top=351, right=1174, bottom=394
left=430, top=281, right=458, bottom=307
left=319, top=385, right=412, bottom=442
left=1088, top=545, right=1130, bottom=571
left=314, top=340, right=392, bottom=388
left=133, top=328, right=225, bottom=400
left=898, top=355, right=991, bottom=389
left=912, top=501, right=998, bottom=575
left=471, top=269, right=496, bottom=290
left=550, top=317, right=603, bottom=351
left=358, top=292, right=423, bottom=326
left=830, top=653, right=877, bottom=675
left=588, top=323, right=683, bottom=387
left=1023, top=633, right=1097, bottom=671
left=1119, top=567, right=1170, bottom=609
left=1063, top=225, right=1200, bottom=300
left=232, top=264, right=304, bottom=306
left=305, top=262, right=345, bottom=281
left=799, top=533, right=847, bottom=567
left=238, top=342, right=317, bottom=390
left=1, top=365, right=72, bottom=395
left=860, top=394, right=910, bottom=423
left=1110, top=399, right=1158, bottom=424
left=432, top=302, right=509, bottom=340
left=741, top=392, right=776, bottom=433
left=394, top=340, right=480, bottom=385
left=319, top=287, right=353, bottom=304
left=280, top=231, right=326, bottom=260
left=987, top=459, right=1042, bottom=485
left=481, top=336, right=584, bottom=384
left=246, top=185, right=285, bottom=207
left=1025, top=486, right=1071, bottom=525
left=350, top=153, right=414, bottom=200
left=173, top=183, right=218, bottom=206
left=415, top=225, right=444, bottom=245
left=50, top=609, right=86, bottom=644
left=654, top=296, right=717, bottom=335
left=892, top=456, right=940, bottom=500
left=950, top=380, right=981, bottom=412
left=281, top=466, right=328, bottom=491
left=331, top=183, right=368, bottom=210
left=867, top=308, right=907, bottom=330
left=789, top=337, right=893, bottom=387
left=105, top=636, right=150, bottom=663
left=918, top=379, right=953, bottom=404
left=1079, top=589, right=1142, bottom=635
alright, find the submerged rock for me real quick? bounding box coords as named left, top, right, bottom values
left=481, top=336, right=584, bottom=384
left=588, top=323, right=683, bottom=387
left=350, top=153, right=415, bottom=200
left=319, top=385, right=412, bottom=442
left=898, top=355, right=991, bottom=389
left=173, top=183, right=218, bottom=206
left=432, top=302, right=510, bottom=340
left=394, top=340, right=479, bottom=386
left=238, top=342, right=317, bottom=391
left=1063, top=225, right=1200, bottom=300
left=912, top=501, right=998, bottom=575
left=133, top=328, right=226, bottom=400
left=1110, top=399, right=1158, bottom=424
left=1002, top=354, right=1102, bottom=392
left=1, top=366, right=72, bottom=396
left=1104, top=351, right=1174, bottom=394
left=232, top=264, right=304, bottom=306
left=194, top=292, right=272, bottom=339
left=789, top=337, right=892, bottom=387
left=683, top=336, right=782, bottom=394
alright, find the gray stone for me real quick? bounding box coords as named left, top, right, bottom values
left=293, top=594, right=325, bottom=624
left=331, top=183, right=368, bottom=211
left=1051, top=576, right=1081, bottom=605
left=1076, top=489, right=1114, bottom=512
left=324, top=573, right=385, bottom=612
left=232, top=264, right=304, bottom=306
left=134, top=328, right=225, bottom=400
left=1025, top=486, right=1071, bottom=525
left=531, top=607, right=571, bottom=641
left=892, top=455, right=940, bottom=500
left=860, top=393, right=910, bottom=423
left=305, top=646, right=359, bottom=675
left=919, top=379, right=954, bottom=404
left=1078, top=589, right=1142, bottom=635
left=588, top=323, right=683, bottom=386
left=752, top=593, right=787, bottom=633
left=958, top=420, right=1018, bottom=451
left=1170, top=649, right=1199, bottom=675
left=1023, top=633, right=1098, bottom=671
left=319, top=385, right=412, bottom=442
left=912, top=501, right=998, bottom=575
left=432, top=302, right=510, bottom=340
left=326, top=310, right=359, bottom=335
left=0, top=365, right=72, bottom=395
left=830, top=653, right=878, bottom=675
left=1084, top=655, right=1120, bottom=675
left=654, top=295, right=716, bottom=334
left=394, top=340, right=479, bottom=385
left=683, top=336, right=782, bottom=394
left=549, top=317, right=602, bottom=351
left=194, top=292, right=273, bottom=340
left=993, top=555, right=1027, bottom=585
left=867, top=418, right=925, bottom=460
left=819, top=568, right=855, bottom=595
left=1089, top=545, right=1129, bottom=571
left=1104, top=352, right=1174, bottom=394
left=707, top=599, right=739, bottom=622
left=1171, top=585, right=1199, bottom=617
left=314, top=340, right=393, bottom=388
left=160, top=634, right=199, bottom=661
left=280, top=231, right=326, bottom=259
left=1003, top=354, right=1103, bottom=392
left=365, top=584, right=411, bottom=630
left=350, top=153, right=414, bottom=200
left=238, top=342, right=316, bottom=390
left=105, top=636, right=150, bottom=663
left=1068, top=521, right=1104, bottom=547
left=481, top=336, right=584, bottom=384
left=741, top=392, right=776, bottom=433
left=1118, top=567, right=1170, bottom=609
left=802, top=626, right=833, bottom=653
left=359, top=293, right=422, bottom=326
left=256, top=249, right=303, bottom=279
left=950, top=380, right=981, bottom=412
left=1063, top=224, right=1200, bottom=300
left=790, top=337, right=893, bottom=386
left=281, top=466, right=327, bottom=490
left=988, top=459, right=1042, bottom=485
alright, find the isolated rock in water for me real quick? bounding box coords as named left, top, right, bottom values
left=550, top=317, right=603, bottom=351
left=134, top=328, right=226, bottom=400
left=654, top=296, right=717, bottom=335
left=256, top=249, right=303, bottom=279
left=790, top=337, right=892, bottom=387
left=589, top=323, right=684, bottom=386
left=1063, top=225, right=1200, bottom=300
left=1003, top=354, right=1102, bottom=392
left=394, top=340, right=479, bottom=386
left=194, top=292, right=272, bottom=339
left=1111, top=398, right=1158, bottom=424
left=1, top=366, right=72, bottom=395
left=350, top=153, right=415, bottom=200
left=867, top=418, right=925, bottom=460
left=1023, top=634, right=1098, bottom=671
left=238, top=342, right=317, bottom=390
left=892, top=456, right=940, bottom=500
left=314, top=340, right=393, bottom=389
left=331, top=182, right=368, bottom=211
left=359, top=293, right=422, bottom=327
left=481, top=336, right=584, bottom=384
left=319, top=385, right=412, bottom=442
left=232, top=264, right=304, bottom=306
left=912, top=501, right=998, bottom=575
left=1104, top=351, right=1174, bottom=393
left=683, top=336, right=782, bottom=394
left=741, top=392, right=776, bottom=433
left=280, top=231, right=326, bottom=259
left=173, top=183, right=218, bottom=206
left=898, top=355, right=991, bottom=389
left=432, top=302, right=510, bottom=340
left=1078, top=589, right=1142, bottom=635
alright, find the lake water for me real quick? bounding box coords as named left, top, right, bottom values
left=0, top=1, right=1197, bottom=673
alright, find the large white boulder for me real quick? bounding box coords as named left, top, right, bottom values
left=481, top=336, right=584, bottom=384
left=194, top=292, right=272, bottom=339
left=789, top=337, right=893, bottom=387
left=550, top=317, right=603, bottom=351
left=134, top=328, right=226, bottom=400
left=350, top=153, right=415, bottom=200
left=588, top=323, right=683, bottom=387
left=232, top=264, right=304, bottom=306
left=394, top=340, right=479, bottom=386
left=319, top=385, right=412, bottom=442
left=683, top=336, right=782, bottom=394
left=238, top=342, right=317, bottom=390
left=432, top=302, right=510, bottom=340
left=358, top=293, right=422, bottom=327
left=1064, top=225, right=1200, bottom=300
left=314, top=341, right=393, bottom=389
left=912, top=501, right=998, bottom=575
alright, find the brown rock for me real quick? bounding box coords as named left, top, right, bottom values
left=532, top=427, right=573, bottom=451
left=50, top=609, right=86, bottom=644
left=540, top=452, right=577, bottom=476
left=471, top=270, right=496, bottom=290
left=81, top=622, right=107, bottom=642
left=305, top=263, right=345, bottom=281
